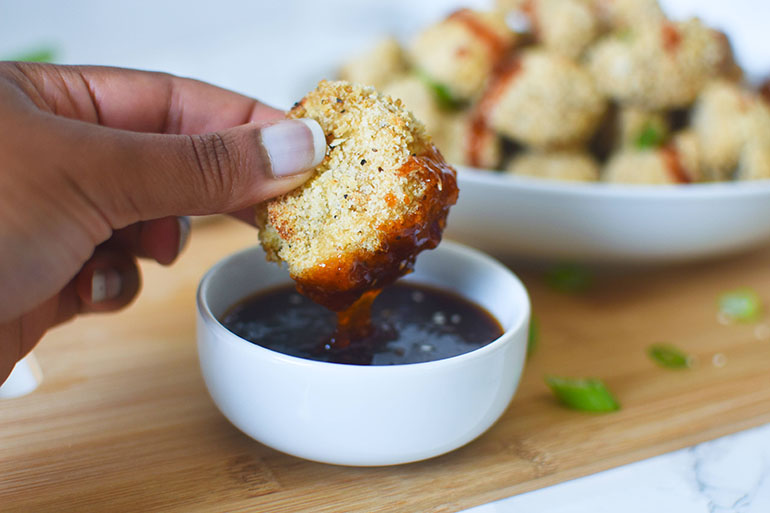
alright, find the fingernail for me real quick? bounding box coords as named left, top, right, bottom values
left=91, top=269, right=122, bottom=303
left=260, top=119, right=326, bottom=178
left=177, top=216, right=191, bottom=255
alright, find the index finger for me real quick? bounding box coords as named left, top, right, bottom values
left=4, top=63, right=286, bottom=134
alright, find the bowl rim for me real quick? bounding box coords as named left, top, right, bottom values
left=197, top=240, right=530, bottom=373
left=457, top=165, right=770, bottom=200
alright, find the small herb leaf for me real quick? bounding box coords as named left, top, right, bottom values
left=635, top=123, right=665, bottom=149
left=545, top=263, right=592, bottom=293
left=648, top=343, right=690, bottom=369
left=545, top=376, right=620, bottom=412
left=416, top=70, right=463, bottom=111
left=719, top=288, right=762, bottom=323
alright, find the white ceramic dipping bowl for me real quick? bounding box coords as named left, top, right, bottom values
left=196, top=241, right=530, bottom=466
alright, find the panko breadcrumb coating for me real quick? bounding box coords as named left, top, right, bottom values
left=506, top=150, right=599, bottom=182
left=737, top=140, right=770, bottom=181
left=591, top=0, right=665, bottom=30
left=520, top=0, right=600, bottom=59
left=692, top=80, right=770, bottom=180
left=256, top=81, right=458, bottom=311
left=434, top=112, right=502, bottom=169
left=339, top=38, right=407, bottom=90
left=604, top=137, right=701, bottom=184
left=587, top=19, right=732, bottom=109
left=382, top=76, right=502, bottom=168
left=335, top=0, right=767, bottom=185
left=670, top=130, right=703, bottom=182
left=381, top=74, right=444, bottom=139
left=691, top=81, right=749, bottom=178
left=486, top=49, right=606, bottom=148
left=409, top=9, right=516, bottom=100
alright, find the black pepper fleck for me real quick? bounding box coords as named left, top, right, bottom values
left=344, top=194, right=348, bottom=199
left=360, top=159, right=367, bottom=165
left=336, top=97, right=343, bottom=103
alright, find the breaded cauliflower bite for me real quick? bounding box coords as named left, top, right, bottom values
left=692, top=80, right=770, bottom=179
left=256, top=81, right=458, bottom=311
left=587, top=19, right=733, bottom=109
left=737, top=140, right=770, bottom=181
left=338, top=37, right=407, bottom=90
left=603, top=132, right=702, bottom=184
left=434, top=111, right=502, bottom=169
left=590, top=0, right=665, bottom=30
left=486, top=50, right=605, bottom=148
left=410, top=9, right=516, bottom=100
left=382, top=76, right=501, bottom=168
left=517, top=0, right=600, bottom=59
left=506, top=150, right=599, bottom=182
left=381, top=74, right=444, bottom=138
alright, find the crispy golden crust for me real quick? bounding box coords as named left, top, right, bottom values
left=587, top=19, right=731, bottom=109
left=410, top=9, right=516, bottom=100
left=603, top=134, right=703, bottom=184
left=488, top=49, right=606, bottom=148
left=433, top=111, right=502, bottom=169
left=692, top=80, right=770, bottom=179
left=738, top=140, right=770, bottom=181
left=506, top=150, right=599, bottom=182
left=338, top=37, right=407, bottom=90
left=527, top=0, right=600, bottom=59
left=590, top=0, right=665, bottom=30
left=381, top=74, right=444, bottom=138
left=256, top=80, right=458, bottom=310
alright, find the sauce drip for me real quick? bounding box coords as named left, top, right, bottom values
left=661, top=22, right=682, bottom=53
left=759, top=80, right=770, bottom=105
left=467, top=57, right=522, bottom=167
left=448, top=9, right=508, bottom=61
left=293, top=144, right=458, bottom=312
left=326, top=289, right=380, bottom=350
left=222, top=283, right=503, bottom=366
left=661, top=144, right=692, bottom=184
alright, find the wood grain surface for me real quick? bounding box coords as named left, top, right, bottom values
left=2, top=216, right=770, bottom=513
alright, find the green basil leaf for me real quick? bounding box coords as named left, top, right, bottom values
left=545, top=263, right=592, bottom=293
left=648, top=343, right=690, bottom=369
left=634, top=123, right=665, bottom=149
left=719, top=288, right=762, bottom=322
left=546, top=376, right=620, bottom=412
left=415, top=70, right=463, bottom=111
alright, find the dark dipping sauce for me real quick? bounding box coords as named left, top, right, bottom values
left=221, top=282, right=503, bottom=365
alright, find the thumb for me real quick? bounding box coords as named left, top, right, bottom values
left=76, top=118, right=326, bottom=225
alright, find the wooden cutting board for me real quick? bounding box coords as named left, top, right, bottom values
left=3, top=217, right=770, bottom=513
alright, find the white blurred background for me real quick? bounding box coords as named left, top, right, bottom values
left=0, top=0, right=768, bottom=109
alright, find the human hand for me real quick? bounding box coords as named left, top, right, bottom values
left=0, top=63, right=326, bottom=385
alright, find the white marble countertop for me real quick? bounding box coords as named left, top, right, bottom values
left=466, top=423, right=770, bottom=513
left=2, top=0, right=769, bottom=510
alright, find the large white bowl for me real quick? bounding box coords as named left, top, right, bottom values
left=196, top=241, right=530, bottom=466
left=446, top=168, right=770, bottom=263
